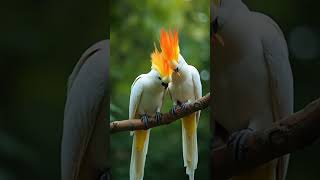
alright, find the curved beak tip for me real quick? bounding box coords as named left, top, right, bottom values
left=161, top=82, right=168, bottom=89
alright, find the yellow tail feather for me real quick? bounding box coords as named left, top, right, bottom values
left=182, top=113, right=198, bottom=180
left=183, top=113, right=197, bottom=137
left=135, top=130, right=148, bottom=151
left=130, top=130, right=150, bottom=180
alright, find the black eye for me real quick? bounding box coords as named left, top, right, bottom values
left=158, top=77, right=161, bottom=80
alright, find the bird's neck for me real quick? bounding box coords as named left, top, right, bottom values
left=148, top=69, right=158, bottom=76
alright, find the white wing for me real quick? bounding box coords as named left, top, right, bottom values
left=189, top=65, right=202, bottom=123
left=257, top=12, right=293, bottom=180
left=129, top=75, right=145, bottom=120
left=62, top=40, right=109, bottom=180
left=129, top=75, right=145, bottom=136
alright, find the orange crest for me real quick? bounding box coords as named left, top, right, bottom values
left=151, top=47, right=173, bottom=78
left=160, top=28, right=179, bottom=65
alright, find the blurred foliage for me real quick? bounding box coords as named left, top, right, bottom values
left=110, top=0, right=210, bottom=179
left=0, top=0, right=319, bottom=180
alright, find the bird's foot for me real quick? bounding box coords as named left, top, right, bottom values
left=180, top=102, right=190, bottom=111
left=177, top=100, right=191, bottom=111
left=171, top=101, right=190, bottom=115
left=155, top=112, right=163, bottom=125
left=140, top=114, right=150, bottom=129
left=227, top=128, right=254, bottom=161
left=171, top=105, right=179, bottom=115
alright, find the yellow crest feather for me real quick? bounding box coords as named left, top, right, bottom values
left=151, top=46, right=172, bottom=78
left=160, top=28, right=179, bottom=65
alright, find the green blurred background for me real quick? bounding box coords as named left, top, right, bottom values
left=110, top=0, right=210, bottom=179
left=0, top=0, right=319, bottom=180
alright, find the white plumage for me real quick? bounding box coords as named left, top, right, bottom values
left=169, top=54, right=202, bottom=180
left=212, top=0, right=293, bottom=179
left=129, top=70, right=166, bottom=180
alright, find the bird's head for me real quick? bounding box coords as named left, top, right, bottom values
left=151, top=47, right=172, bottom=88
left=160, top=28, right=180, bottom=73
left=211, top=0, right=224, bottom=46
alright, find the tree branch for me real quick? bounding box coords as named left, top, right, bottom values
left=109, top=92, right=320, bottom=178
left=212, top=97, right=320, bottom=180
left=110, top=93, right=210, bottom=133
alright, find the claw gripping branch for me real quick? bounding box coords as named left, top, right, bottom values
left=110, top=93, right=210, bottom=133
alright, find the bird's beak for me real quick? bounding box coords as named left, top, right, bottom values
left=211, top=18, right=225, bottom=46
left=161, top=82, right=168, bottom=89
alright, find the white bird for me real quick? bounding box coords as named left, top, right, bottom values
left=211, top=0, right=293, bottom=180
left=129, top=47, right=172, bottom=180
left=61, top=40, right=110, bottom=180
left=160, top=29, right=202, bottom=180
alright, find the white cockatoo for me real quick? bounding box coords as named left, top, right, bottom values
left=159, top=29, right=202, bottom=180
left=129, top=47, right=172, bottom=180
left=61, top=40, right=110, bottom=180
left=211, top=0, right=293, bottom=180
